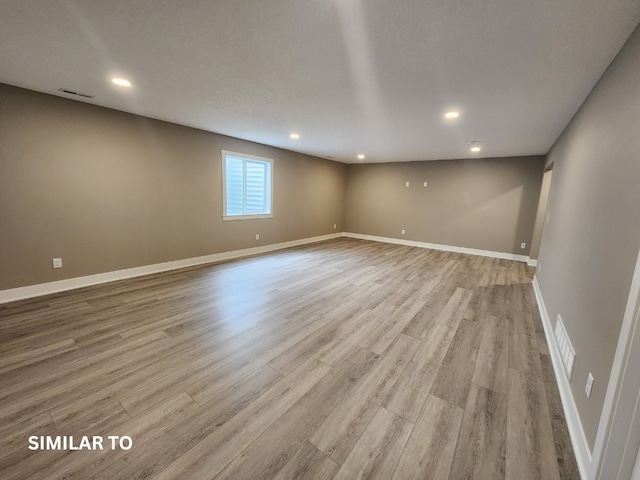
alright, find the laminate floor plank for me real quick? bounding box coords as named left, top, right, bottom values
left=430, top=319, right=483, bottom=408
left=0, top=412, right=56, bottom=461
left=153, top=358, right=330, bottom=480
left=463, top=287, right=490, bottom=323
left=332, top=407, right=412, bottom=480
left=121, top=348, right=261, bottom=415
left=391, top=394, right=463, bottom=480
left=0, top=330, right=171, bottom=402
left=506, top=368, right=560, bottom=480
left=0, top=331, right=178, bottom=426
left=0, top=338, right=78, bottom=374
left=448, top=383, right=507, bottom=480
left=486, top=285, right=511, bottom=318
left=433, top=287, right=474, bottom=328
left=33, top=392, right=199, bottom=480
left=268, top=320, right=342, bottom=375
left=96, top=364, right=284, bottom=480
left=401, top=282, right=459, bottom=338
left=272, top=441, right=339, bottom=480
left=383, top=321, right=456, bottom=423
left=540, top=354, right=581, bottom=480
left=69, top=311, right=323, bottom=424
left=0, top=238, right=577, bottom=479
left=214, top=347, right=378, bottom=480
left=528, top=290, right=551, bottom=356
left=359, top=300, right=425, bottom=354
left=472, top=315, right=510, bottom=395
left=47, top=331, right=217, bottom=428
left=313, top=310, right=384, bottom=366
left=0, top=397, right=131, bottom=480
left=309, top=334, right=419, bottom=464
left=508, top=311, right=543, bottom=377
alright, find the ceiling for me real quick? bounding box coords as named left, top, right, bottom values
left=1, top=1, right=639, bottom=164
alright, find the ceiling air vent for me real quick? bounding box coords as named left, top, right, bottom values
left=58, top=88, right=94, bottom=99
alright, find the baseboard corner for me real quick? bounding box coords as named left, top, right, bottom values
left=343, top=232, right=529, bottom=262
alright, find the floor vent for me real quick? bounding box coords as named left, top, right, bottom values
left=58, top=88, right=94, bottom=99
left=554, top=314, right=576, bottom=379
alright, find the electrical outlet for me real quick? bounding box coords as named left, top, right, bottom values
left=52, top=258, right=62, bottom=269
left=520, top=242, right=526, bottom=249
left=333, top=224, right=337, bottom=229
left=585, top=373, right=594, bottom=398
left=401, top=229, right=406, bottom=235
left=546, top=213, right=550, bottom=222
left=423, top=181, right=428, bottom=187
left=255, top=234, right=260, bottom=240
left=405, top=181, right=409, bottom=187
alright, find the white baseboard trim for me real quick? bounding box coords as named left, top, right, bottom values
left=533, top=276, right=591, bottom=479
left=344, top=232, right=530, bottom=263
left=0, top=233, right=343, bottom=304
left=527, top=258, right=538, bottom=267
left=0, top=232, right=532, bottom=304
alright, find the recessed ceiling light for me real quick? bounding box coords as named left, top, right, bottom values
left=290, top=133, right=300, bottom=140
left=357, top=154, right=365, bottom=160
left=444, top=111, right=460, bottom=119
left=469, top=141, right=481, bottom=153
left=111, top=77, right=132, bottom=87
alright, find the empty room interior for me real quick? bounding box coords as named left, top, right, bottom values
left=1, top=2, right=640, bottom=480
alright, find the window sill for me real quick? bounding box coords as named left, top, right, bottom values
left=223, top=214, right=273, bottom=221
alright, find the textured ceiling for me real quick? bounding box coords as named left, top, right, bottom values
left=1, top=1, right=639, bottom=163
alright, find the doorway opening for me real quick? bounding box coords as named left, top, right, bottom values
left=529, top=163, right=554, bottom=265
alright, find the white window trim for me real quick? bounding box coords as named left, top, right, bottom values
left=221, top=150, right=274, bottom=221
left=223, top=213, right=273, bottom=221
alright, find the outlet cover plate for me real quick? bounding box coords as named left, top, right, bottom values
left=585, top=373, right=594, bottom=398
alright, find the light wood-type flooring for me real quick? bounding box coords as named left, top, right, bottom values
left=0, top=238, right=580, bottom=479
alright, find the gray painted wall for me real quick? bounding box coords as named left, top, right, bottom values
left=537, top=24, right=640, bottom=449
left=344, top=157, right=545, bottom=255
left=0, top=84, right=346, bottom=290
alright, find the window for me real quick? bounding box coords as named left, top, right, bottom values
left=222, top=150, right=273, bottom=220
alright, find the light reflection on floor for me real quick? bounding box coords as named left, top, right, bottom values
left=198, top=250, right=325, bottom=336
